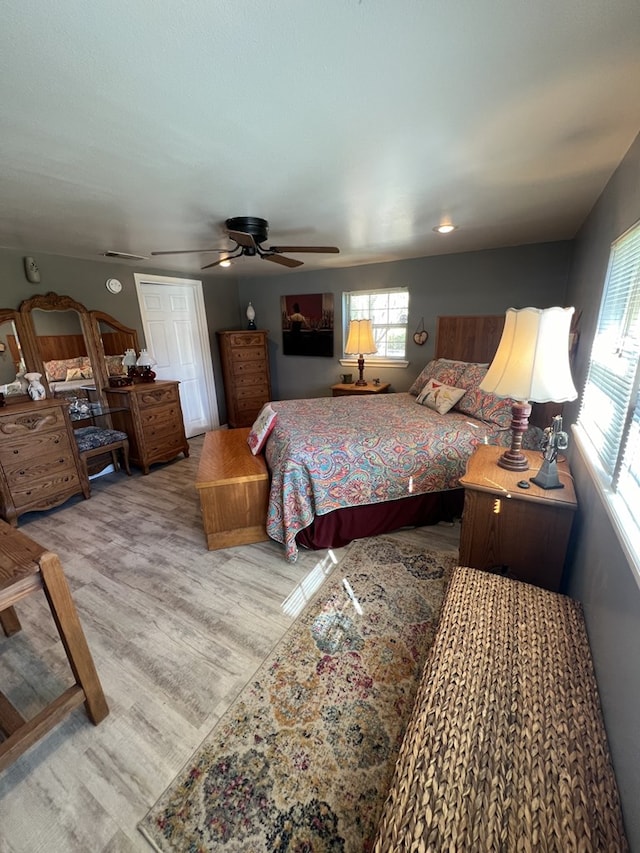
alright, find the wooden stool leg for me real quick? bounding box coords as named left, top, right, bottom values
left=39, top=552, right=109, bottom=725
left=1, top=607, right=22, bottom=637
left=120, top=441, right=131, bottom=476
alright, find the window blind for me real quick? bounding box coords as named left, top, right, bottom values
left=579, top=222, right=640, bottom=483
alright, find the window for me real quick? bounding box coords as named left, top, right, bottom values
left=343, top=288, right=409, bottom=362
left=576, top=219, right=640, bottom=572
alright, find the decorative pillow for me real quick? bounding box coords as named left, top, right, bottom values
left=65, top=367, right=85, bottom=381
left=44, top=357, right=84, bottom=382
left=247, top=404, right=278, bottom=455
left=408, top=358, right=477, bottom=396
left=416, top=379, right=466, bottom=414
left=105, top=355, right=126, bottom=376
left=455, top=363, right=515, bottom=427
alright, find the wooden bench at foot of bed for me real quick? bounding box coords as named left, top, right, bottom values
left=374, top=566, right=629, bottom=851
left=195, top=428, right=270, bottom=551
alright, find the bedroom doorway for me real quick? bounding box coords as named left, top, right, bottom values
left=133, top=273, right=219, bottom=437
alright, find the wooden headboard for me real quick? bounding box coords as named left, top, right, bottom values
left=37, top=333, right=87, bottom=362
left=435, top=314, right=554, bottom=430
left=435, top=315, right=504, bottom=364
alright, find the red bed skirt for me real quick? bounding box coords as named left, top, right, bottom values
left=295, top=489, right=464, bottom=551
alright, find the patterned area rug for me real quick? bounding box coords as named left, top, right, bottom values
left=139, top=536, right=457, bottom=852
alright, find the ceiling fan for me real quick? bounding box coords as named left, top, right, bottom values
left=151, top=216, right=340, bottom=269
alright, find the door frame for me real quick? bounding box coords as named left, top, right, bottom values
left=133, top=272, right=220, bottom=430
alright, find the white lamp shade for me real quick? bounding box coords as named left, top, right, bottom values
left=246, top=302, right=256, bottom=322
left=345, top=319, right=377, bottom=355
left=136, top=349, right=156, bottom=367
left=479, top=307, right=578, bottom=403
left=122, top=348, right=137, bottom=367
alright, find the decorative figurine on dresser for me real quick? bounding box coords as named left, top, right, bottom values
left=24, top=372, right=46, bottom=400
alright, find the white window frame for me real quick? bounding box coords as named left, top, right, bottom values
left=574, top=218, right=640, bottom=586
left=340, top=287, right=410, bottom=368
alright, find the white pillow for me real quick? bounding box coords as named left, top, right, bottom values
left=416, top=379, right=466, bottom=414
left=247, top=404, right=278, bottom=455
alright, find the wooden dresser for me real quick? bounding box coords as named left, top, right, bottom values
left=103, top=381, right=189, bottom=474
left=0, top=398, right=89, bottom=526
left=217, top=330, right=272, bottom=428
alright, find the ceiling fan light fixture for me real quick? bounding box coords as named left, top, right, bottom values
left=433, top=223, right=458, bottom=234
left=219, top=259, right=232, bottom=268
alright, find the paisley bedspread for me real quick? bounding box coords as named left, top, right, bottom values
left=265, top=393, right=510, bottom=561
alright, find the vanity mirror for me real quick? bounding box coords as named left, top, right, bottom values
left=0, top=309, right=30, bottom=400
left=19, top=292, right=108, bottom=405
left=89, top=310, right=140, bottom=384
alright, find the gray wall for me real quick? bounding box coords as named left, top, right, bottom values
left=0, top=248, right=240, bottom=420
left=563, top=131, right=640, bottom=847
left=236, top=241, right=573, bottom=401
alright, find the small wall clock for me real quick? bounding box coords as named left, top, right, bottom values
left=106, top=278, right=123, bottom=294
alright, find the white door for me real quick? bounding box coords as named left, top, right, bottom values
left=134, top=273, right=219, bottom=437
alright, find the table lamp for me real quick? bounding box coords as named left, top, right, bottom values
left=479, top=307, right=578, bottom=481
left=345, top=319, right=377, bottom=386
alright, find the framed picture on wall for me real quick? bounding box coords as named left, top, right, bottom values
left=281, top=293, right=334, bottom=357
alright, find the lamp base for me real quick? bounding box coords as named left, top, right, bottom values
left=497, top=450, right=530, bottom=472
left=530, top=458, right=565, bottom=490
left=354, top=354, right=367, bottom=385
left=497, top=401, right=531, bottom=471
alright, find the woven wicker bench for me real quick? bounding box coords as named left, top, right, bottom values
left=374, top=566, right=628, bottom=852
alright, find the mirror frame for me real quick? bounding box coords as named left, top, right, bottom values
left=89, top=310, right=140, bottom=376
left=19, top=292, right=108, bottom=403
left=0, top=308, right=31, bottom=402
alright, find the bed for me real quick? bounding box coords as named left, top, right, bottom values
left=264, top=315, right=545, bottom=561
left=38, top=337, right=125, bottom=400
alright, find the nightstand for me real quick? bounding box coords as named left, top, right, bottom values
left=459, top=444, right=577, bottom=591
left=331, top=381, right=390, bottom=397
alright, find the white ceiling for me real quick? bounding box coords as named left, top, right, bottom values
left=2, top=0, right=640, bottom=276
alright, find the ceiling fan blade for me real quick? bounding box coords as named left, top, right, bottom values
left=269, top=245, right=340, bottom=254
left=201, top=254, right=238, bottom=270
left=150, top=248, right=226, bottom=256
left=263, top=253, right=304, bottom=268
left=227, top=230, right=257, bottom=249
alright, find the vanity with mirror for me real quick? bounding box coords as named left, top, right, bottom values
left=0, top=293, right=188, bottom=526
left=0, top=305, right=91, bottom=525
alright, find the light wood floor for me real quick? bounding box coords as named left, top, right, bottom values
left=0, top=435, right=460, bottom=852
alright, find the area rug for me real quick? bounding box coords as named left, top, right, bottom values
left=139, top=536, right=458, bottom=852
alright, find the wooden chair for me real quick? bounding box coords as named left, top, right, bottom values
left=0, top=521, right=108, bottom=771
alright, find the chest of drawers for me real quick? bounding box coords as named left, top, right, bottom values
left=103, top=380, right=189, bottom=474
left=217, top=330, right=272, bottom=428
left=0, top=399, right=89, bottom=526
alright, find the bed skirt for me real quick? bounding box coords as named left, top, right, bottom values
left=295, top=488, right=464, bottom=551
